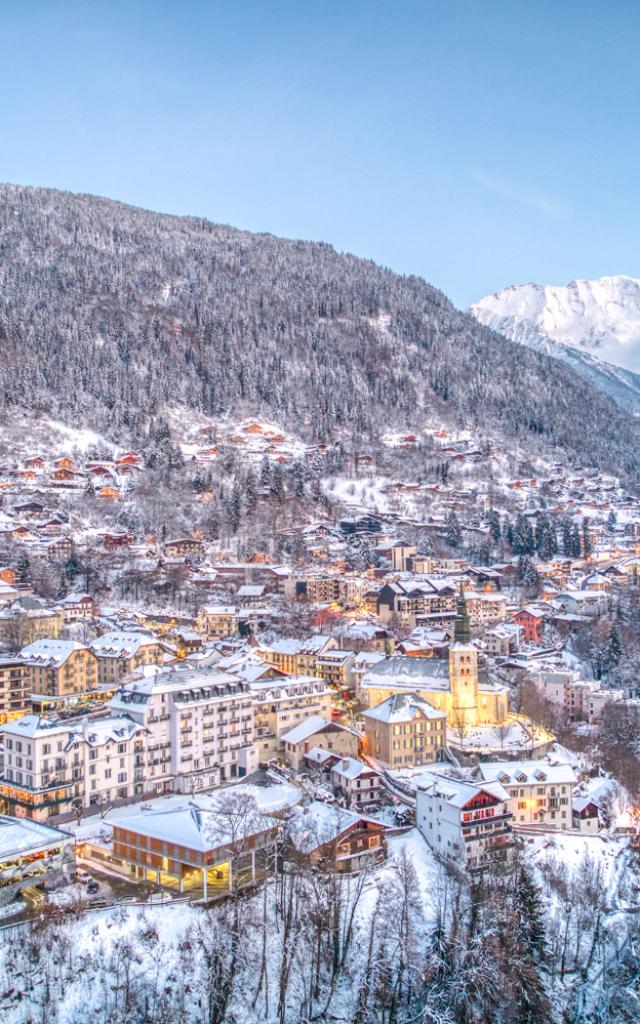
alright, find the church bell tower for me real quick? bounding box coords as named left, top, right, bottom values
left=449, top=584, right=478, bottom=727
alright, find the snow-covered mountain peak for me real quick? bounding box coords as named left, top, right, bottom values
left=470, top=275, right=640, bottom=373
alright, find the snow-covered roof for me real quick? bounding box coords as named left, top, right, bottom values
left=20, top=638, right=91, bottom=667
left=477, top=759, right=577, bottom=787
left=280, top=714, right=333, bottom=745
left=110, top=786, right=296, bottom=851
left=418, top=774, right=510, bottom=809
left=363, top=691, right=445, bottom=724
left=363, top=655, right=451, bottom=693
left=0, top=815, right=73, bottom=859
left=331, top=756, right=378, bottom=782
left=91, top=631, right=159, bottom=659
left=287, top=800, right=384, bottom=853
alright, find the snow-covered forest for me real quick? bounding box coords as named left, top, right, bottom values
left=1, top=185, right=639, bottom=481
left=1, top=826, right=638, bottom=1024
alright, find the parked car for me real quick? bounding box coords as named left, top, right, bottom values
left=147, top=892, right=171, bottom=905
left=76, top=869, right=92, bottom=884
left=86, top=880, right=100, bottom=894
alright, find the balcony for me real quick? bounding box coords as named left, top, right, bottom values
left=464, top=825, right=513, bottom=844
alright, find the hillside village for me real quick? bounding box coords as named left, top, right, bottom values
left=1, top=415, right=640, bottom=1021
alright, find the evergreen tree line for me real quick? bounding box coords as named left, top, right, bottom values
left=1, top=185, right=640, bottom=482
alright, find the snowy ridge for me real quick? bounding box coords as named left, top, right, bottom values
left=470, top=276, right=640, bottom=413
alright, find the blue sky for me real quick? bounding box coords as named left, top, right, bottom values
left=1, top=0, right=638, bottom=307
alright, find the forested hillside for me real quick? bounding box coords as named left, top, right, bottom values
left=1, top=184, right=639, bottom=477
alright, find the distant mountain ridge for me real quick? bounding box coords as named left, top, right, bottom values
left=470, top=276, right=640, bottom=413
left=1, top=184, right=640, bottom=479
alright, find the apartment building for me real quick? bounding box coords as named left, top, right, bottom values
left=477, top=760, right=577, bottom=829
left=416, top=775, right=514, bottom=870
left=90, top=631, right=169, bottom=686
left=0, top=657, right=30, bottom=723
left=249, top=675, right=332, bottom=760
left=110, top=667, right=258, bottom=794
left=464, top=591, right=508, bottom=626
left=362, top=692, right=446, bottom=768
left=0, top=713, right=148, bottom=820
left=314, top=649, right=356, bottom=691
left=377, top=580, right=457, bottom=627
left=258, top=635, right=337, bottom=676
left=196, top=605, right=238, bottom=639
left=20, top=639, right=99, bottom=698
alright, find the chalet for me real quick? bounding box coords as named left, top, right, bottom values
left=56, top=593, right=99, bottom=623
left=97, top=485, right=120, bottom=500
left=44, top=536, right=73, bottom=558
left=12, top=501, right=47, bottom=519
left=23, top=458, right=46, bottom=470
left=330, top=757, right=382, bottom=807
left=116, top=451, right=141, bottom=466
left=554, top=590, right=609, bottom=618
left=164, top=537, right=203, bottom=558
left=103, top=531, right=135, bottom=548
left=572, top=793, right=601, bottom=833
left=286, top=801, right=390, bottom=873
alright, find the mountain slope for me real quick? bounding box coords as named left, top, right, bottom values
left=470, top=277, right=640, bottom=413
left=1, top=184, right=640, bottom=479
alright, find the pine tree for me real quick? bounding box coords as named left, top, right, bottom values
left=259, top=457, right=272, bottom=489
left=582, top=517, right=593, bottom=556
left=513, top=864, right=547, bottom=957
left=271, top=464, right=286, bottom=504
left=445, top=510, right=461, bottom=548
left=486, top=508, right=501, bottom=542
left=16, top=552, right=30, bottom=584
left=604, top=625, right=622, bottom=673
left=244, top=468, right=258, bottom=514
left=513, top=514, right=535, bottom=555
left=535, top=513, right=556, bottom=560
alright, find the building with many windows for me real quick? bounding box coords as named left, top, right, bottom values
left=19, top=639, right=99, bottom=698
left=0, top=713, right=148, bottom=820
left=476, top=759, right=577, bottom=829
left=249, top=675, right=332, bottom=760
left=362, top=692, right=446, bottom=768
left=0, top=657, right=30, bottom=723
left=416, top=774, right=514, bottom=870
left=109, top=667, right=258, bottom=794
left=90, top=632, right=170, bottom=686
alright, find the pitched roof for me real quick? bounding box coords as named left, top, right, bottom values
left=363, top=691, right=445, bottom=724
